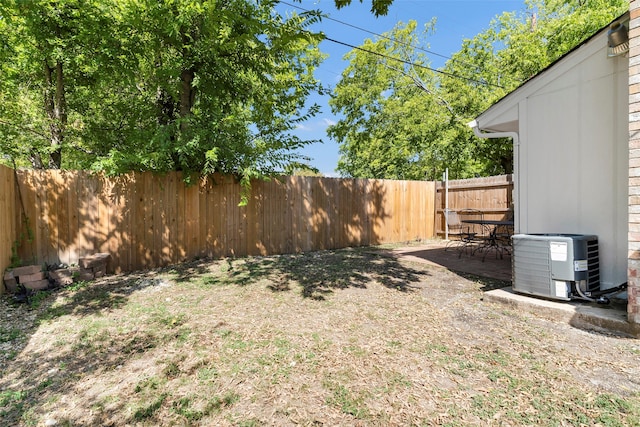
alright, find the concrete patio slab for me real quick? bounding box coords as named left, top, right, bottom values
left=484, top=287, right=638, bottom=337
left=387, top=241, right=638, bottom=337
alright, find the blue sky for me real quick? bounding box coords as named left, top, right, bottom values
left=275, top=0, right=527, bottom=176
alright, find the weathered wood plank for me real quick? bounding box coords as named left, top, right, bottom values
left=0, top=166, right=16, bottom=293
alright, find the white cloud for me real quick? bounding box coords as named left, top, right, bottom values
left=295, top=117, right=336, bottom=132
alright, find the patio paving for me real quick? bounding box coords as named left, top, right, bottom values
left=385, top=240, right=638, bottom=337
left=385, top=241, right=513, bottom=282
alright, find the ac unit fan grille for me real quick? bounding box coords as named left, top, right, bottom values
left=586, top=239, right=600, bottom=293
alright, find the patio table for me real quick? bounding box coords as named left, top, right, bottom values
left=461, top=219, right=514, bottom=260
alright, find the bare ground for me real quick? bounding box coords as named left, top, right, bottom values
left=1, top=246, right=639, bottom=426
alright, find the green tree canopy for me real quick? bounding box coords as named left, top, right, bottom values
left=329, top=0, right=627, bottom=180
left=0, top=0, right=326, bottom=194
left=328, top=20, right=453, bottom=180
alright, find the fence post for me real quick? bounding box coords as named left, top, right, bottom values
left=443, top=169, right=449, bottom=240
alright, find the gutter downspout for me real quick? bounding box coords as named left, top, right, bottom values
left=467, top=120, right=520, bottom=233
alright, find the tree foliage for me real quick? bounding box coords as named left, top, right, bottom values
left=328, top=20, right=451, bottom=180
left=329, top=0, right=627, bottom=180
left=0, top=0, right=326, bottom=192
left=333, top=0, right=394, bottom=17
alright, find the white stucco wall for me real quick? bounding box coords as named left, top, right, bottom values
left=516, top=35, right=629, bottom=288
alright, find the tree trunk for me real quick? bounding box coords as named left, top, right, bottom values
left=179, top=67, right=195, bottom=130
left=179, top=30, right=197, bottom=131
left=43, top=59, right=66, bottom=169
left=30, top=150, right=44, bottom=169
left=157, top=88, right=175, bottom=124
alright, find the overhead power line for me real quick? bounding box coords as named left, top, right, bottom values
left=276, top=0, right=503, bottom=89
left=324, top=37, right=504, bottom=89
left=278, top=0, right=455, bottom=63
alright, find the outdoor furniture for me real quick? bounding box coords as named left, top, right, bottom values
left=461, top=218, right=514, bottom=261
left=444, top=209, right=485, bottom=257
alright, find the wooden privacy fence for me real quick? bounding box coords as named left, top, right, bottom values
left=435, top=174, right=513, bottom=237
left=9, top=168, right=436, bottom=274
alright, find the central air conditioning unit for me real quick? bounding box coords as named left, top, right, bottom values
left=511, top=234, right=600, bottom=301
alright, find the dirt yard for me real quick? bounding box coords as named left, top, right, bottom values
left=1, top=246, right=639, bottom=426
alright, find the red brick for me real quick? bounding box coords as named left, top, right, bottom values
left=79, top=253, right=111, bottom=269
left=3, top=277, right=17, bottom=293
left=18, top=272, right=45, bottom=283
left=23, top=279, right=49, bottom=291
left=49, top=269, right=74, bottom=286
left=78, top=271, right=95, bottom=281
left=10, top=265, right=41, bottom=276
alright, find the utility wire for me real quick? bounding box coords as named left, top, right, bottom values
left=277, top=0, right=501, bottom=88
left=278, top=0, right=455, bottom=63
left=324, top=37, right=504, bottom=89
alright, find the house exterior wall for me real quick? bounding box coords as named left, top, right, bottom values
left=629, top=0, right=640, bottom=323
left=518, top=31, right=629, bottom=289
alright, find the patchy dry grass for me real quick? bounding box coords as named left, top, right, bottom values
left=1, top=246, right=640, bottom=426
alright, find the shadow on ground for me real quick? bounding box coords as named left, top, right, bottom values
left=380, top=243, right=513, bottom=283
left=0, top=274, right=182, bottom=425
left=171, top=247, right=430, bottom=299
left=0, top=243, right=513, bottom=424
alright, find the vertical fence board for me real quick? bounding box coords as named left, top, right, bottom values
left=97, top=175, right=110, bottom=256
left=148, top=174, right=158, bottom=266
left=133, top=173, right=145, bottom=269
left=210, top=177, right=221, bottom=258
left=18, top=173, right=38, bottom=263
left=266, top=179, right=276, bottom=254
left=65, top=171, right=80, bottom=265
left=197, top=177, right=207, bottom=259
left=205, top=178, right=216, bottom=257
left=0, top=166, right=16, bottom=293
left=301, top=177, right=313, bottom=252
left=51, top=171, right=66, bottom=265
left=107, top=174, right=120, bottom=272
left=123, top=173, right=135, bottom=272
left=163, top=172, right=176, bottom=265
left=151, top=174, right=163, bottom=266
left=216, top=178, right=226, bottom=257
left=287, top=178, right=296, bottom=253
left=275, top=179, right=286, bottom=254
left=175, top=172, right=186, bottom=264
left=84, top=173, right=99, bottom=258
left=184, top=180, right=198, bottom=261
left=236, top=179, right=246, bottom=257
left=245, top=180, right=257, bottom=256
left=224, top=177, right=234, bottom=257
left=34, top=173, right=47, bottom=264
